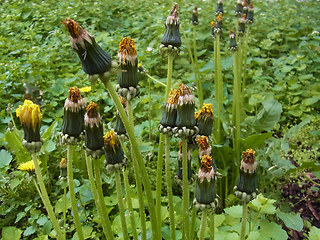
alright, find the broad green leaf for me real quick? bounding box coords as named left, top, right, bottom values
left=241, top=132, right=272, bottom=150
left=309, top=226, right=320, bottom=240
left=2, top=227, right=22, bottom=240
left=302, top=97, right=319, bottom=106
left=3, top=131, right=31, bottom=163
left=247, top=231, right=260, bottom=240
left=257, top=219, right=288, bottom=240
left=0, top=149, right=12, bottom=168
left=214, top=214, right=225, bottom=227
left=276, top=211, right=303, bottom=231
left=41, top=119, right=58, bottom=141
left=36, top=216, right=48, bottom=226
left=224, top=205, right=243, bottom=218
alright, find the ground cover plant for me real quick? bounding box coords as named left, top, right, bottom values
left=0, top=0, right=319, bottom=239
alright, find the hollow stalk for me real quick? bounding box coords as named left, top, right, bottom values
left=115, top=170, right=129, bottom=240
left=199, top=209, right=207, bottom=240
left=101, top=78, right=159, bottom=238
left=182, top=138, right=190, bottom=239
left=240, top=202, right=248, bottom=240
left=85, top=154, right=114, bottom=240
left=193, top=25, right=203, bottom=106
left=31, top=153, right=64, bottom=240
left=67, top=145, right=84, bottom=240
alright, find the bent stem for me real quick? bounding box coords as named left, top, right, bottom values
left=199, top=210, right=208, bottom=240
left=115, top=170, right=129, bottom=240
left=123, top=169, right=138, bottom=240
left=182, top=138, right=190, bottom=239
left=165, top=135, right=176, bottom=240
left=240, top=202, right=248, bottom=240
left=85, top=154, right=114, bottom=240
left=31, top=153, right=64, bottom=240
left=102, top=79, right=160, bottom=238
left=67, top=145, right=84, bottom=240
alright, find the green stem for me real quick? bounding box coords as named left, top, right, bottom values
left=250, top=208, right=261, bottom=232
left=193, top=25, right=203, bottom=106
left=241, top=26, right=250, bottom=93
left=85, top=154, right=114, bottom=240
left=165, top=135, right=176, bottom=240
left=102, top=79, right=160, bottom=239
left=31, top=153, right=64, bottom=240
left=216, top=34, right=223, bottom=145
left=115, top=170, right=129, bottom=240
left=210, top=212, right=215, bottom=240
left=182, top=138, right=190, bottom=239
left=123, top=169, right=138, bottom=240
left=148, top=78, right=152, bottom=140
left=32, top=177, right=45, bottom=205
left=232, top=51, right=241, bottom=180
left=199, top=210, right=207, bottom=240
left=63, top=180, right=67, bottom=239
left=145, top=72, right=167, bottom=87
left=189, top=206, right=197, bottom=240
left=67, top=145, right=84, bottom=240
left=165, top=54, right=173, bottom=99
left=240, top=202, right=248, bottom=240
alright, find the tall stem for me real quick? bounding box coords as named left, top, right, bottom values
left=232, top=51, right=241, bottom=180
left=102, top=79, right=160, bottom=239
left=67, top=145, right=84, bottom=240
left=31, top=153, right=64, bottom=240
left=216, top=34, right=223, bottom=144
left=199, top=210, right=208, bottom=240
left=115, top=170, right=129, bottom=240
left=241, top=27, right=250, bottom=93
left=189, top=206, right=197, bottom=240
left=63, top=180, right=67, bottom=239
left=123, top=169, right=138, bottom=240
left=240, top=202, right=248, bottom=240
left=182, top=138, right=190, bottom=239
left=193, top=25, right=203, bottom=106
left=85, top=154, right=114, bottom=240
left=165, top=135, right=176, bottom=240
left=156, top=53, right=174, bottom=235
left=210, top=212, right=215, bottom=240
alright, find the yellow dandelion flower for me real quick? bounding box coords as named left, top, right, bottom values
left=79, top=86, right=91, bottom=93
left=104, top=130, right=118, bottom=152
left=18, top=160, right=41, bottom=173
left=16, top=100, right=42, bottom=132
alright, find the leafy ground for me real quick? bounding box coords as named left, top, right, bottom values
left=0, top=0, right=319, bottom=239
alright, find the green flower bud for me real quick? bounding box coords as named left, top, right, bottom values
left=195, top=103, right=214, bottom=137
left=215, top=0, right=224, bottom=16
left=161, top=5, right=182, bottom=48
left=229, top=30, right=238, bottom=52
left=159, top=89, right=179, bottom=135
left=103, top=130, right=124, bottom=169
left=235, top=0, right=243, bottom=17
left=191, top=6, right=199, bottom=25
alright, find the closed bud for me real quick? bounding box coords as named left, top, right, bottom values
left=215, top=0, right=224, bottom=16
left=235, top=0, right=243, bottom=17
left=104, top=130, right=124, bottom=171
left=229, top=30, right=238, bottom=52
left=161, top=5, right=182, bottom=49
left=159, top=89, right=179, bottom=135
left=191, top=6, right=199, bottom=25
left=195, top=103, right=213, bottom=137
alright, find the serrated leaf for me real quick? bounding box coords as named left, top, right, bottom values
left=214, top=214, right=225, bottom=227
left=24, top=226, right=36, bottom=236
left=2, top=227, right=22, bottom=240
left=249, top=194, right=276, bottom=214
left=241, top=132, right=272, bottom=150
left=258, top=219, right=288, bottom=240
left=224, top=205, right=243, bottom=218
left=276, top=211, right=303, bottom=231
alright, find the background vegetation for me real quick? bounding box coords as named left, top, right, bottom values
left=0, top=0, right=319, bottom=239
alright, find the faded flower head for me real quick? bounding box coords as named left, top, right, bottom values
left=104, top=130, right=117, bottom=152
left=65, top=87, right=86, bottom=112
left=59, top=158, right=67, bottom=169
left=63, top=19, right=112, bottom=76
left=229, top=30, right=238, bottom=51
left=191, top=6, right=199, bottom=25
left=195, top=103, right=213, bottom=121
left=104, top=129, right=124, bottom=170
left=195, top=103, right=213, bottom=136
left=118, top=37, right=137, bottom=66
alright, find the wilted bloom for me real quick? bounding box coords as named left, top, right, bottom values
left=195, top=155, right=218, bottom=210
left=214, top=13, right=223, bottom=34
left=104, top=130, right=125, bottom=172
left=229, top=30, right=238, bottom=51
left=114, top=96, right=127, bottom=139
left=195, top=103, right=213, bottom=137
left=59, top=158, right=67, bottom=178
left=242, top=1, right=248, bottom=16
left=61, top=87, right=86, bottom=142
left=159, top=89, right=179, bottom=135
left=215, top=0, right=224, bottom=15
left=191, top=6, right=199, bottom=25
left=246, top=3, right=254, bottom=24
left=174, top=83, right=198, bottom=138
left=16, top=100, right=42, bottom=152
left=63, top=19, right=112, bottom=76
left=235, top=0, right=243, bottom=17
left=117, top=37, right=140, bottom=100
left=235, top=149, right=258, bottom=203
left=84, top=102, right=104, bottom=154
left=160, top=4, right=181, bottom=55
left=18, top=160, right=40, bottom=173
left=210, top=21, right=216, bottom=38
left=175, top=140, right=193, bottom=185
left=196, top=136, right=212, bottom=159
left=238, top=14, right=246, bottom=36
